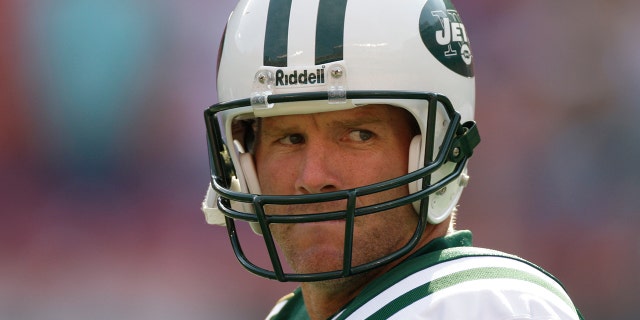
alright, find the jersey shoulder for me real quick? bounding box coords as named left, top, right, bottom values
left=334, top=247, right=583, bottom=320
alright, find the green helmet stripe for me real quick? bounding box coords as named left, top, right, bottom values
left=264, top=0, right=347, bottom=67
left=264, top=0, right=293, bottom=67
left=315, top=0, right=348, bottom=65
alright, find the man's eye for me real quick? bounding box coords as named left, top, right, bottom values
left=348, top=130, right=373, bottom=142
left=278, top=134, right=305, bottom=145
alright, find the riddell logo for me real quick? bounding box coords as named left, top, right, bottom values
left=275, top=67, right=326, bottom=86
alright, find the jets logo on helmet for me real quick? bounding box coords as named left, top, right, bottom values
left=420, top=0, right=474, bottom=77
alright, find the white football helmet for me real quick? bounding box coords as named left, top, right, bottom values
left=202, top=0, right=479, bottom=282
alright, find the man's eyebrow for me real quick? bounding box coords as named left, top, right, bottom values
left=330, top=115, right=384, bottom=128
left=257, top=120, right=301, bottom=138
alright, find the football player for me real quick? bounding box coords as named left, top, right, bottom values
left=202, top=0, right=584, bottom=319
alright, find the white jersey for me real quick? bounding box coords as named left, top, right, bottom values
left=267, top=231, right=583, bottom=320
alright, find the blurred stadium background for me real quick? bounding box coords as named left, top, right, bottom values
left=1, top=0, right=638, bottom=319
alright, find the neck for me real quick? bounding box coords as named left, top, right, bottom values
left=300, top=268, right=383, bottom=320
left=300, top=220, right=450, bottom=320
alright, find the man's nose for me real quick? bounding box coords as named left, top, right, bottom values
left=294, top=140, right=341, bottom=194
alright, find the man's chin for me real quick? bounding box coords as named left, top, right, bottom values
left=289, top=246, right=344, bottom=273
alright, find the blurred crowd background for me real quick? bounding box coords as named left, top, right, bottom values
left=1, top=0, right=638, bottom=319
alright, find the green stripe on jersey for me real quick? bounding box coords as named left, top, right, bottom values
left=366, top=266, right=574, bottom=320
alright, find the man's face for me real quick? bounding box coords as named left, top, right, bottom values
left=253, top=104, right=419, bottom=275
